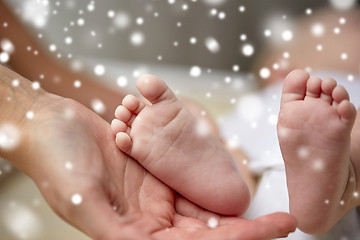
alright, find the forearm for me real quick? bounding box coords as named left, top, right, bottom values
left=0, top=64, right=52, bottom=172
left=0, top=2, right=125, bottom=121
left=0, top=64, right=45, bottom=122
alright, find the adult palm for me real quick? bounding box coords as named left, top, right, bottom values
left=16, top=95, right=296, bottom=240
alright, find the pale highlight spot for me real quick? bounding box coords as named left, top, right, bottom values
left=26, top=111, right=34, bottom=119
left=297, top=146, right=310, bottom=159
left=268, top=114, right=278, bottom=125
left=190, top=37, right=197, bottom=44
left=64, top=108, right=75, bottom=119
left=32, top=81, right=40, bottom=90
left=0, top=52, right=9, bottom=63
left=226, top=135, right=239, bottom=149
left=182, top=4, right=189, bottom=11
left=218, top=11, right=225, bottom=19
left=277, top=127, right=289, bottom=138
left=130, top=31, right=145, bottom=46
left=196, top=119, right=211, bottom=137
left=207, top=217, right=218, bottom=228
left=259, top=68, right=270, bottom=79
left=190, top=66, right=202, bottom=77
left=282, top=30, right=293, bottom=41
left=264, top=29, right=272, bottom=37
left=71, top=194, right=82, bottom=205
left=202, top=0, right=226, bottom=6
left=240, top=34, right=247, bottom=41
left=1, top=39, right=15, bottom=53
left=242, top=44, right=254, bottom=57
left=238, top=5, right=245, bottom=12
left=3, top=202, right=42, bottom=239
left=94, top=64, right=106, bottom=76
left=107, top=10, right=115, bottom=18
left=339, top=18, right=346, bottom=25
left=232, top=65, right=240, bottom=72
left=91, top=99, right=106, bottom=114
left=65, top=161, right=73, bottom=170
left=77, top=18, right=85, bottom=26
left=283, top=52, right=290, bottom=59
left=136, top=17, right=144, bottom=25
left=12, top=79, right=19, bottom=87
left=74, top=80, right=81, bottom=88
left=237, top=94, right=263, bottom=121
left=117, top=76, right=128, bottom=87
left=329, top=0, right=356, bottom=10
left=313, top=159, right=325, bottom=171
left=311, top=23, right=325, bottom=37
left=205, top=37, right=220, bottom=53
left=49, top=44, right=57, bottom=52
left=210, top=8, right=217, bottom=16
left=0, top=123, right=20, bottom=151
left=353, top=191, right=359, bottom=198
left=341, top=53, right=348, bottom=60
left=65, top=36, right=73, bottom=45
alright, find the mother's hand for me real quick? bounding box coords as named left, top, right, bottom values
left=9, top=91, right=296, bottom=239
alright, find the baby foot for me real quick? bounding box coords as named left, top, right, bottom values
left=278, top=69, right=357, bottom=234
left=111, top=74, right=250, bottom=216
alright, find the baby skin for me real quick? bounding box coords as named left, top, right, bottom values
left=110, top=74, right=250, bottom=216
left=278, top=69, right=359, bottom=234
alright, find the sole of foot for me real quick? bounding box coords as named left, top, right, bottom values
left=278, top=69, right=357, bottom=234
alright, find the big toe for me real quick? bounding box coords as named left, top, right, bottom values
left=281, top=69, right=310, bottom=104
left=136, top=74, right=176, bottom=104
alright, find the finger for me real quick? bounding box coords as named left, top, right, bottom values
left=174, top=194, right=247, bottom=226
left=172, top=213, right=209, bottom=229
left=159, top=212, right=295, bottom=240
left=201, top=213, right=296, bottom=240
left=252, top=212, right=298, bottom=239
left=174, top=194, right=222, bottom=224
left=62, top=188, right=154, bottom=240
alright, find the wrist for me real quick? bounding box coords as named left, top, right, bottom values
left=0, top=64, right=60, bottom=173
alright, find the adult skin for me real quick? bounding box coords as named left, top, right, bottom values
left=0, top=0, right=256, bottom=192
left=0, top=64, right=296, bottom=239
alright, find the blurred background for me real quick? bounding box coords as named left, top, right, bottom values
left=3, top=0, right=331, bottom=71
left=0, top=0, right=359, bottom=239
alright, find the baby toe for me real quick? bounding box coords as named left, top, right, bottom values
left=115, top=132, right=132, bottom=154
left=305, top=77, right=322, bottom=98
left=281, top=69, right=310, bottom=104
left=122, top=95, right=146, bottom=115
left=337, top=100, right=357, bottom=125
left=111, top=119, right=127, bottom=133
left=115, top=105, right=133, bottom=122
left=332, top=85, right=350, bottom=104
left=136, top=74, right=177, bottom=105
